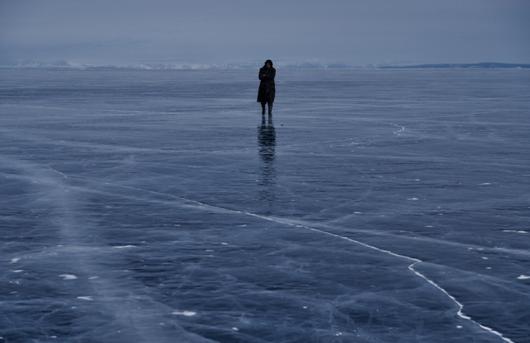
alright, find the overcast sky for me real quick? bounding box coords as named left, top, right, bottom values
left=1, top=0, right=529, bottom=65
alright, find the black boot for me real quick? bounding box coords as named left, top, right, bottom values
left=268, top=103, right=273, bottom=115
left=261, top=103, right=266, bottom=115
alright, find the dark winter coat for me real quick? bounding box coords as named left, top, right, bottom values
left=257, top=66, right=276, bottom=104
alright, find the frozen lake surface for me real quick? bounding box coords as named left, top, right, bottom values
left=1, top=68, right=529, bottom=343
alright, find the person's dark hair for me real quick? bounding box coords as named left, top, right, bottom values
left=264, top=59, right=273, bottom=67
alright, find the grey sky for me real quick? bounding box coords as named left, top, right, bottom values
left=1, top=0, right=529, bottom=65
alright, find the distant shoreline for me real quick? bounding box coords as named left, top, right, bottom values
left=1, top=62, right=529, bottom=71
left=380, top=62, right=530, bottom=69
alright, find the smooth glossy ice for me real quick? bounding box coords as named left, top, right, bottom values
left=1, top=68, right=529, bottom=343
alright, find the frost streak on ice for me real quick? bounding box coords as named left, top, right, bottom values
left=0, top=156, right=215, bottom=343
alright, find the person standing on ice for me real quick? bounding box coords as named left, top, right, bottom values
left=257, top=59, right=276, bottom=115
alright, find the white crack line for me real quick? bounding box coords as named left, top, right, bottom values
left=245, top=213, right=515, bottom=343
left=29, top=177, right=516, bottom=343
left=91, top=182, right=515, bottom=343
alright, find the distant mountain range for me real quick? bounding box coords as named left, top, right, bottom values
left=2, top=61, right=529, bottom=70
left=381, top=62, right=530, bottom=69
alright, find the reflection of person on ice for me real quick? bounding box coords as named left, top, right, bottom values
left=257, top=59, right=276, bottom=115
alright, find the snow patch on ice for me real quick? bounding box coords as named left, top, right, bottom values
left=392, top=124, right=406, bottom=136
left=171, top=310, right=196, bottom=317
left=112, top=245, right=136, bottom=249
left=59, top=274, right=78, bottom=280
left=502, top=230, right=528, bottom=234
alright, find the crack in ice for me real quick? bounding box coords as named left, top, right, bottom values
left=243, top=213, right=515, bottom=343
left=83, top=181, right=515, bottom=342
left=58, top=176, right=530, bottom=258
left=101, top=185, right=515, bottom=343
left=1, top=161, right=516, bottom=342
